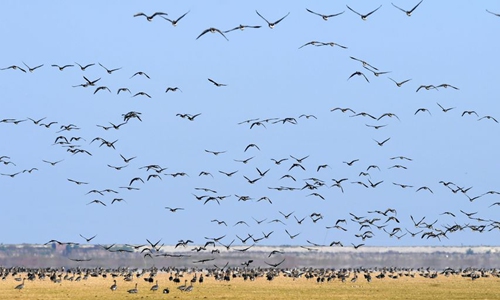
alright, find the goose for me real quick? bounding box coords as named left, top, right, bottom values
left=255, top=10, right=290, bottom=28
left=388, top=77, right=411, bottom=87
left=134, top=12, right=168, bottom=21
left=196, top=28, right=228, bottom=41
left=150, top=280, right=159, bottom=291
left=98, top=63, right=121, bottom=74
left=75, top=62, right=94, bottom=70
left=22, top=62, right=43, bottom=72
left=177, top=279, right=188, bottom=291
left=346, top=5, right=382, bottom=20
left=392, top=1, right=424, bottom=16
left=161, top=11, right=190, bottom=26
left=306, top=8, right=344, bottom=20
left=51, top=64, right=73, bottom=71
left=110, top=280, right=117, bottom=291
left=14, top=278, right=25, bottom=290
left=224, top=24, right=261, bottom=33
left=127, top=283, right=138, bottom=294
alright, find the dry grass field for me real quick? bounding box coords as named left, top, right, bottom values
left=1, top=272, right=500, bottom=300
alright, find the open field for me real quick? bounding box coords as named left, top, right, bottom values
left=2, top=272, right=500, bottom=300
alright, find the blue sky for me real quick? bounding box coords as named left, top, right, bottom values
left=1, top=1, right=499, bottom=248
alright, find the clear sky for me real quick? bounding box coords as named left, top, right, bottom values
left=1, top=1, right=499, bottom=248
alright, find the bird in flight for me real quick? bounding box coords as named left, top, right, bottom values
left=22, top=62, right=43, bottom=72
left=437, top=83, right=459, bottom=90
left=343, top=159, right=359, bottom=166
left=94, top=86, right=111, bottom=94
left=319, top=42, right=348, bottom=49
left=416, top=85, right=438, bottom=92
left=391, top=1, right=424, bottom=16
left=373, top=137, right=390, bottom=146
left=298, top=41, right=323, bottom=49
left=305, top=8, right=344, bottom=21
left=51, top=64, right=73, bottom=71
left=133, top=12, right=168, bottom=21
left=415, top=108, right=432, bottom=116
left=205, top=149, right=226, bottom=155
left=462, top=110, right=479, bottom=117
left=196, top=28, right=229, bottom=41
left=67, top=178, right=88, bottom=185
left=99, top=63, right=121, bottom=74
left=43, top=159, right=64, bottom=166
left=75, top=62, right=95, bottom=71
left=224, top=24, right=261, bottom=33
left=166, top=87, right=182, bottom=93
left=388, top=78, right=411, bottom=87
left=133, top=91, right=151, bottom=98
left=350, top=56, right=378, bottom=70
left=87, top=200, right=106, bottom=206
left=165, top=207, right=184, bottom=212
left=346, top=5, right=382, bottom=20
left=1, top=65, right=26, bottom=72
left=79, top=234, right=97, bottom=242
left=255, top=10, right=290, bottom=28
left=161, top=11, right=190, bottom=26
left=436, top=103, right=455, bottom=113
left=265, top=258, right=285, bottom=267
left=130, top=71, right=150, bottom=79
left=363, top=66, right=391, bottom=77
left=348, top=71, right=370, bottom=83
left=478, top=115, right=498, bottom=123
left=208, top=78, right=227, bottom=87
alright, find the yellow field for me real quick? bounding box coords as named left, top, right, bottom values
left=2, top=272, right=500, bottom=300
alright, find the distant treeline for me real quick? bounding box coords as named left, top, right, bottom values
left=0, top=244, right=499, bottom=269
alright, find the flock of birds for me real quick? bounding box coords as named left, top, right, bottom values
left=5, top=265, right=500, bottom=294
left=2, top=1, right=500, bottom=292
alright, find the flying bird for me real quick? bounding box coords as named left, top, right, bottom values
left=462, top=110, right=478, bottom=117
left=133, top=12, right=168, bottom=21
left=208, top=78, right=227, bottom=87
left=165, top=207, right=184, bottom=212
left=224, top=24, right=261, bottom=33
left=436, top=103, right=455, bottom=112
left=348, top=71, right=369, bottom=82
left=205, top=149, right=226, bottom=155
left=373, top=137, right=390, bottom=146
left=22, top=62, right=43, bottom=72
left=94, top=86, right=111, bottom=94
left=129, top=177, right=144, bottom=186
left=478, top=115, right=498, bottom=123
left=388, top=77, right=411, bottom=87
left=67, top=178, right=88, bottom=185
left=196, top=28, right=229, bottom=41
left=133, top=91, right=151, bottom=98
left=305, top=8, right=344, bottom=20
left=391, top=1, right=424, bottom=16
left=350, top=56, right=378, bottom=70
left=416, top=85, right=438, bottom=92
left=346, top=5, right=382, bottom=20
left=75, top=62, right=95, bottom=71
left=51, top=64, right=73, bottom=71
left=265, top=258, right=285, bottom=267
left=87, top=200, right=106, bottom=206
left=161, top=11, right=190, bottom=26
left=79, top=234, right=97, bottom=242
left=255, top=10, right=290, bottom=28
left=166, top=87, right=182, bottom=93
left=99, top=63, right=122, bottom=74
left=130, top=71, right=150, bottom=79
